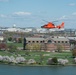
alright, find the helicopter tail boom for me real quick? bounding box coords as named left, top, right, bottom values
left=56, top=22, right=64, bottom=29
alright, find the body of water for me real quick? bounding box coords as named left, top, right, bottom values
left=0, top=64, right=76, bottom=75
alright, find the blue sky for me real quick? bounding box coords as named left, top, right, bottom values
left=0, top=0, right=76, bottom=29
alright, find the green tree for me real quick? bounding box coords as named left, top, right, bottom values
left=8, top=37, right=12, bottom=41
left=39, top=54, right=44, bottom=65
left=18, top=38, right=22, bottom=43
left=8, top=44, right=17, bottom=53
left=72, top=49, right=76, bottom=58
left=47, top=57, right=58, bottom=65
left=56, top=44, right=63, bottom=52
left=51, top=57, right=58, bottom=65
left=26, top=43, right=41, bottom=51
left=25, top=44, right=32, bottom=50
left=33, top=43, right=41, bottom=51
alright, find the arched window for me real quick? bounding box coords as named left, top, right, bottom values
left=58, top=41, right=60, bottom=43
left=36, top=41, right=39, bottom=43
left=28, top=41, right=31, bottom=43
left=48, top=40, right=52, bottom=43
left=40, top=41, right=42, bottom=43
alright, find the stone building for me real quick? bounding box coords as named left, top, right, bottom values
left=25, top=36, right=70, bottom=52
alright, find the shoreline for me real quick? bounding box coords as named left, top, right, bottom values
left=0, top=62, right=76, bottom=67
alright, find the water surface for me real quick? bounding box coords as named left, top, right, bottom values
left=0, top=65, right=76, bottom=75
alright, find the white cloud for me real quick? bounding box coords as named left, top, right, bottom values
left=68, top=3, right=76, bottom=6
left=72, top=12, right=76, bottom=15
left=57, top=15, right=67, bottom=21
left=13, top=12, right=31, bottom=16
left=60, top=15, right=66, bottom=19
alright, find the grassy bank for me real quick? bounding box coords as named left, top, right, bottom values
left=0, top=50, right=73, bottom=65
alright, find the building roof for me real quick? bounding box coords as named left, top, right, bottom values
left=67, top=37, right=76, bottom=40
left=26, top=37, right=45, bottom=41
left=25, top=37, right=69, bottom=42
left=51, top=37, right=69, bottom=41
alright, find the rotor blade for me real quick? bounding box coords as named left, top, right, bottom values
left=52, top=20, right=59, bottom=23
left=42, top=20, right=47, bottom=22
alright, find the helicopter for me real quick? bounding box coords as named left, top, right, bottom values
left=41, top=20, right=64, bottom=29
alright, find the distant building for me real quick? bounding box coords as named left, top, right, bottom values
left=25, top=36, right=70, bottom=52
left=0, top=32, right=5, bottom=42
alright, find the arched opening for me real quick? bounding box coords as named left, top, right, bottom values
left=48, top=40, right=52, bottom=43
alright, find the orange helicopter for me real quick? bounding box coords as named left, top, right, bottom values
left=41, top=20, right=64, bottom=29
